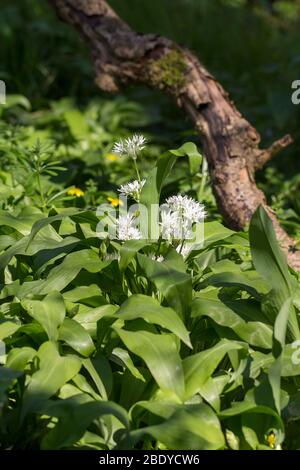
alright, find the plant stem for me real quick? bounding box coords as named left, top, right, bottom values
left=198, top=157, right=208, bottom=201
left=133, top=158, right=141, bottom=183
left=155, top=236, right=162, bottom=256
left=36, top=172, right=46, bottom=210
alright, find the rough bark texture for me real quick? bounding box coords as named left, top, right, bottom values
left=49, top=0, right=300, bottom=269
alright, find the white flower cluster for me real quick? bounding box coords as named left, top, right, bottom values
left=160, top=195, right=205, bottom=241
left=112, top=134, right=147, bottom=159
left=150, top=254, right=165, bottom=262
left=166, top=195, right=206, bottom=223
left=117, top=214, right=141, bottom=241
left=118, top=179, right=146, bottom=200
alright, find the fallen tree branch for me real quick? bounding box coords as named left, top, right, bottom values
left=48, top=0, right=300, bottom=270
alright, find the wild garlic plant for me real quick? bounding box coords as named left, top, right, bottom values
left=110, top=134, right=206, bottom=261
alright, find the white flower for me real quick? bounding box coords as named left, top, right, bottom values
left=150, top=254, right=165, bottom=262
left=160, top=209, right=180, bottom=241
left=166, top=195, right=206, bottom=223
left=118, top=179, right=146, bottom=200
left=117, top=214, right=141, bottom=240
left=112, top=134, right=147, bottom=159
left=160, top=207, right=192, bottom=240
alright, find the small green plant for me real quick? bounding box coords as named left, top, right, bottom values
left=18, top=140, right=65, bottom=209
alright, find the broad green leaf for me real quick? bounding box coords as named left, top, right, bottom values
left=82, top=357, right=112, bottom=400
left=58, top=318, right=95, bottom=357
left=37, top=249, right=108, bottom=295
left=73, top=304, right=118, bottom=337
left=269, top=298, right=292, bottom=413
left=0, top=321, right=20, bottom=340
left=170, top=142, right=203, bottom=175
left=117, top=294, right=191, bottom=347
left=26, top=209, right=80, bottom=248
left=203, top=221, right=235, bottom=248
left=3, top=95, right=31, bottom=110
left=131, top=403, right=225, bottom=450
left=22, top=341, right=81, bottom=418
left=72, top=373, right=101, bottom=400
left=5, top=347, right=36, bottom=371
left=111, top=347, right=145, bottom=382
left=137, top=254, right=192, bottom=318
left=220, top=403, right=283, bottom=433
left=192, top=298, right=272, bottom=348
left=183, top=339, right=246, bottom=400
left=140, top=151, right=178, bottom=208
left=41, top=396, right=129, bottom=449
left=249, top=206, right=300, bottom=339
left=22, top=291, right=65, bottom=341
left=198, top=375, right=229, bottom=412
left=0, top=209, right=43, bottom=236
left=114, top=327, right=185, bottom=400
left=250, top=206, right=293, bottom=293
left=205, top=271, right=264, bottom=299
left=119, top=240, right=151, bottom=272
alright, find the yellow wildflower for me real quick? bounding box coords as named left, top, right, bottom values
left=267, top=432, right=276, bottom=449
left=68, top=187, right=85, bottom=197
left=106, top=153, right=119, bottom=162
left=107, top=197, right=123, bottom=207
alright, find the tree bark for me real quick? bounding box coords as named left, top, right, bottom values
left=48, top=0, right=300, bottom=269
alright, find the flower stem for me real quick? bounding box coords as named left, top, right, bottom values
left=198, top=158, right=208, bottom=201
left=156, top=236, right=162, bottom=257
left=179, top=240, right=185, bottom=254
left=133, top=158, right=141, bottom=183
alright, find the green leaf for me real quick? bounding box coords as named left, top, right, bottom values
left=111, top=347, right=145, bottom=382
left=22, top=341, right=81, bottom=418
left=137, top=254, right=192, bottom=318
left=4, top=95, right=31, bottom=110
left=0, top=209, right=42, bottom=236
left=119, top=240, right=151, bottom=272
left=117, top=294, right=191, bottom=347
left=269, top=298, right=292, bottom=413
left=41, top=396, right=129, bottom=449
left=58, top=318, right=95, bottom=357
left=64, top=109, right=89, bottom=140
left=26, top=210, right=80, bottom=249
left=249, top=206, right=300, bottom=339
left=113, top=327, right=185, bottom=400
left=82, top=357, right=110, bottom=400
left=169, top=142, right=202, bottom=175
left=131, top=403, right=225, bottom=450
left=183, top=339, right=246, bottom=400
left=205, top=272, right=263, bottom=299
left=37, top=249, right=108, bottom=295
left=250, top=206, right=293, bottom=293
left=192, top=298, right=272, bottom=348
left=5, top=347, right=36, bottom=371
left=140, top=151, right=178, bottom=208
left=0, top=321, right=20, bottom=340
left=73, top=304, right=118, bottom=337
left=22, top=292, right=66, bottom=341
left=202, top=221, right=235, bottom=248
